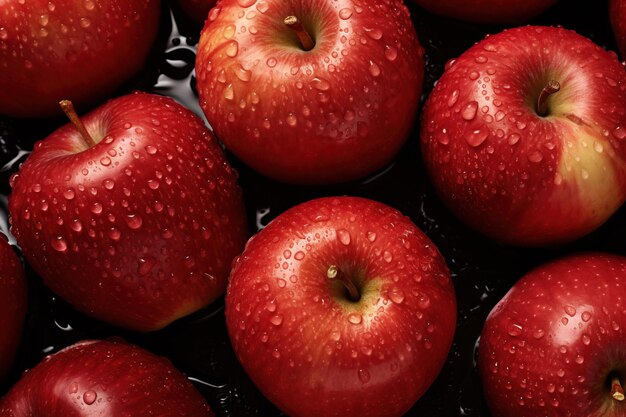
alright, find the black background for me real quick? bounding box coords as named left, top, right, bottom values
left=0, top=1, right=623, bottom=416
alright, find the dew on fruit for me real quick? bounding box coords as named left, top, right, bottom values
left=388, top=287, right=405, bottom=304
left=336, top=228, right=351, bottom=245
left=367, top=231, right=376, bottom=242
left=507, top=323, right=523, bottom=337
left=368, top=61, right=381, bottom=77
left=51, top=236, right=68, bottom=252
left=384, top=46, right=398, bottom=61
left=466, top=129, right=488, bottom=147
left=348, top=313, right=362, bottom=324
left=68, top=382, right=79, bottom=394
left=266, top=57, right=277, bottom=68
left=581, top=311, right=592, bottom=322
left=223, top=84, right=235, bottom=100
left=508, top=133, right=521, bottom=145
left=90, top=202, right=103, bottom=214
left=582, top=334, right=591, bottom=345
left=83, top=390, right=97, bottom=405
left=363, top=27, right=383, bottom=40
left=461, top=101, right=478, bottom=121
left=447, top=90, right=459, bottom=107
left=339, top=8, right=353, bottom=19
left=125, top=214, right=143, bottom=230
left=145, top=145, right=157, bottom=155
left=528, top=151, right=543, bottom=163
left=613, top=125, right=626, bottom=139
left=270, top=314, right=283, bottom=326
left=225, top=41, right=239, bottom=57
left=358, top=368, right=371, bottom=384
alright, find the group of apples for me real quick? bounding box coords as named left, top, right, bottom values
left=0, top=0, right=626, bottom=416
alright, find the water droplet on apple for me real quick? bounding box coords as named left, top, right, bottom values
left=388, top=288, right=405, bottom=304
left=83, top=390, right=97, bottom=405
left=223, top=84, right=235, bottom=100
left=51, top=237, right=67, bottom=252
left=68, top=382, right=79, bottom=394
left=581, top=311, right=592, bottom=322
left=125, top=214, right=142, bottom=230
left=367, top=231, right=376, bottom=242
left=137, top=257, right=156, bottom=276
left=339, top=8, right=353, bottom=19
left=564, top=305, right=576, bottom=317
left=508, top=133, right=521, bottom=145
left=462, top=101, right=478, bottom=121
left=266, top=57, right=277, bottom=68
left=348, top=313, right=362, bottom=324
left=90, top=202, right=103, bottom=214
left=368, top=61, right=381, bottom=77
left=237, top=0, right=256, bottom=7
left=528, top=151, right=543, bottom=163
left=532, top=329, right=545, bottom=339
left=613, top=125, right=626, bottom=139
left=336, top=229, right=351, bottom=245
left=225, top=41, right=239, bottom=57
left=358, top=368, right=371, bottom=384
left=270, top=314, right=283, bottom=326
left=384, top=46, right=398, bottom=61
left=466, top=129, right=488, bottom=147
left=447, top=90, right=459, bottom=107
left=63, top=189, right=75, bottom=200
left=363, top=27, right=382, bottom=40
left=507, top=323, right=523, bottom=337
left=145, top=145, right=157, bottom=155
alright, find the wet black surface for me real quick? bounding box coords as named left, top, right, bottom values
left=0, top=1, right=622, bottom=416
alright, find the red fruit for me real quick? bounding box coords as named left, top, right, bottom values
left=421, top=26, right=626, bottom=246
left=0, top=339, right=214, bottom=416
left=226, top=197, right=456, bottom=417
left=412, top=0, right=558, bottom=24
left=479, top=253, right=626, bottom=417
left=0, top=0, right=160, bottom=118
left=611, top=0, right=626, bottom=58
left=178, top=0, right=215, bottom=23
left=0, top=236, right=27, bottom=379
left=196, top=0, right=424, bottom=184
left=8, top=93, right=247, bottom=332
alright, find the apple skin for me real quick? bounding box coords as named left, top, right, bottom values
left=411, top=0, right=558, bottom=24
left=8, top=92, right=247, bottom=332
left=0, top=236, right=27, bottom=379
left=225, top=196, right=456, bottom=417
left=478, top=253, right=626, bottom=417
left=0, top=0, right=160, bottom=118
left=0, top=339, right=214, bottom=416
left=196, top=0, right=424, bottom=184
left=611, top=0, right=626, bottom=58
left=178, top=0, right=215, bottom=23
left=421, top=26, right=626, bottom=247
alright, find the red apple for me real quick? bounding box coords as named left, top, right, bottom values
left=0, top=339, right=214, bottom=416
left=8, top=93, right=247, bottom=332
left=421, top=26, right=626, bottom=246
left=0, top=235, right=27, bottom=379
left=412, top=0, right=558, bottom=24
left=178, top=0, right=215, bottom=23
left=611, top=0, right=626, bottom=58
left=226, top=196, right=456, bottom=417
left=0, top=0, right=160, bottom=118
left=195, top=0, right=424, bottom=184
left=479, top=253, right=626, bottom=417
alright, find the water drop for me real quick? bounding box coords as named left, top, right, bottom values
left=337, top=229, right=351, bottom=245
left=83, top=390, right=97, bottom=405
left=462, top=101, right=478, bottom=121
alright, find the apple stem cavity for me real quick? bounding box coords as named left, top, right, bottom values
left=59, top=100, right=97, bottom=148
left=612, top=376, right=625, bottom=402
left=536, top=80, right=561, bottom=117
left=284, top=16, right=315, bottom=51
left=327, top=265, right=360, bottom=302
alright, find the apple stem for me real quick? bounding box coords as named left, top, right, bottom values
left=284, top=16, right=315, bottom=51
left=59, top=100, right=96, bottom=148
left=327, top=265, right=360, bottom=302
left=536, top=80, right=561, bottom=117
left=612, top=376, right=625, bottom=402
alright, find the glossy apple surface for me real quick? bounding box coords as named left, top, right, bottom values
left=0, top=236, right=26, bottom=379
left=0, top=0, right=160, bottom=118
left=8, top=93, right=247, bottom=332
left=178, top=0, right=215, bottom=23
left=196, top=0, right=424, bottom=184
left=412, top=0, right=558, bottom=23
left=479, top=253, right=626, bottom=417
left=611, top=0, right=626, bottom=58
left=421, top=26, right=626, bottom=246
left=226, top=197, right=456, bottom=417
left=0, top=339, right=214, bottom=416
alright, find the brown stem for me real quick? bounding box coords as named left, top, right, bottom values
left=284, top=16, right=315, bottom=51
left=59, top=100, right=96, bottom=148
left=612, top=376, right=625, bottom=402
left=327, top=265, right=360, bottom=302
left=536, top=80, right=561, bottom=117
